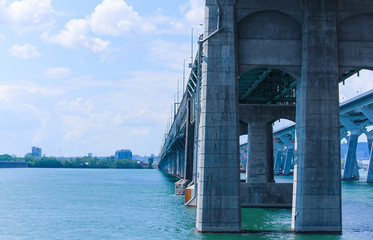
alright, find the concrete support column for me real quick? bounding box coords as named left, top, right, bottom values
left=172, top=153, right=177, bottom=175
left=167, top=158, right=171, bottom=173
left=175, top=148, right=189, bottom=195
left=361, top=108, right=373, bottom=183
left=176, top=151, right=180, bottom=177
left=179, top=150, right=183, bottom=177
left=367, top=134, right=373, bottom=156
left=246, top=122, right=274, bottom=183
left=196, top=0, right=241, bottom=232
left=180, top=151, right=185, bottom=178
left=292, top=1, right=341, bottom=232
left=240, top=143, right=248, bottom=171
left=279, top=135, right=295, bottom=175
left=367, top=149, right=373, bottom=183
left=184, top=100, right=195, bottom=182
left=274, top=150, right=283, bottom=174
left=283, top=148, right=294, bottom=175
left=342, top=131, right=360, bottom=180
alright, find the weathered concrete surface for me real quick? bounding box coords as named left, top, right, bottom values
left=184, top=99, right=195, bottom=182
left=239, top=105, right=295, bottom=184
left=292, top=1, right=341, bottom=232
left=274, top=150, right=283, bottom=174
left=179, top=0, right=373, bottom=234
left=175, top=179, right=190, bottom=195
left=241, top=183, right=292, bottom=207
left=283, top=148, right=293, bottom=175
left=368, top=150, right=373, bottom=183
left=342, top=132, right=360, bottom=180
left=245, top=121, right=274, bottom=183
left=196, top=0, right=241, bottom=232
left=278, top=135, right=295, bottom=175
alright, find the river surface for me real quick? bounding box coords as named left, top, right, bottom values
left=0, top=168, right=372, bottom=240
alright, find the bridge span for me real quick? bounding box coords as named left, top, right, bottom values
left=158, top=0, right=373, bottom=233
left=271, top=89, right=373, bottom=182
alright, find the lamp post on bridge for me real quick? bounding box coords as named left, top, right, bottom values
left=191, top=24, right=203, bottom=68
left=183, top=57, right=192, bottom=93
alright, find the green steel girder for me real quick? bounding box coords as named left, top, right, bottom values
left=340, top=69, right=361, bottom=83
left=241, top=67, right=272, bottom=99
left=238, top=68, right=364, bottom=105
left=238, top=68, right=297, bottom=105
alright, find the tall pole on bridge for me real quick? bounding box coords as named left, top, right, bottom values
left=191, top=24, right=202, bottom=65
left=183, top=57, right=192, bottom=93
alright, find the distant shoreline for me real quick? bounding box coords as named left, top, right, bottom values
left=0, top=155, right=153, bottom=169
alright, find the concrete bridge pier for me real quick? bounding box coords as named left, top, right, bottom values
left=196, top=0, right=241, bottom=232
left=176, top=150, right=180, bottom=178
left=178, top=148, right=185, bottom=178
left=292, top=1, right=341, bottom=232
left=177, top=140, right=186, bottom=178
left=167, top=159, right=171, bottom=173
left=245, top=121, right=274, bottom=183
left=361, top=108, right=373, bottom=183
left=184, top=99, right=194, bottom=183
left=342, top=130, right=360, bottom=180
left=284, top=148, right=293, bottom=175
left=175, top=100, right=194, bottom=195
left=175, top=148, right=188, bottom=195
left=274, top=148, right=283, bottom=175
left=279, top=136, right=294, bottom=175
left=240, top=105, right=294, bottom=207
left=366, top=132, right=373, bottom=156
left=365, top=131, right=373, bottom=182
left=172, top=153, right=177, bottom=176
left=367, top=148, right=373, bottom=183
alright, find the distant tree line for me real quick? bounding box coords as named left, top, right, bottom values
left=0, top=154, right=145, bottom=169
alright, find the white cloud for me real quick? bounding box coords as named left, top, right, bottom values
left=8, top=44, right=41, bottom=59
left=164, top=0, right=204, bottom=33
left=0, top=34, right=5, bottom=40
left=43, top=67, right=72, bottom=79
left=43, top=0, right=156, bottom=53
left=57, top=98, right=111, bottom=141
left=89, top=0, right=155, bottom=36
left=57, top=97, right=94, bottom=115
left=42, top=0, right=203, bottom=54
left=184, top=0, right=204, bottom=24
left=0, top=81, right=64, bottom=103
left=43, top=19, right=110, bottom=53
left=0, top=69, right=180, bottom=156
left=148, top=39, right=190, bottom=70
left=4, top=0, right=55, bottom=33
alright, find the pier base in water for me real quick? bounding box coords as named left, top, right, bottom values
left=175, top=179, right=190, bottom=195
left=241, top=183, right=293, bottom=208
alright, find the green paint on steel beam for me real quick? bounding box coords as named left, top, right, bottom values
left=339, top=69, right=361, bottom=83
left=238, top=68, right=297, bottom=105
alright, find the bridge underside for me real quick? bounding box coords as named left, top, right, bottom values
left=158, top=0, right=373, bottom=234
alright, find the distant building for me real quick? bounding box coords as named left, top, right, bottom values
left=132, top=154, right=159, bottom=163
left=115, top=149, right=132, bottom=159
left=88, top=153, right=93, bottom=158
left=31, top=146, right=42, bottom=158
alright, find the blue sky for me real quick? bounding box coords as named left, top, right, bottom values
left=0, top=0, right=204, bottom=157
left=0, top=0, right=372, bottom=157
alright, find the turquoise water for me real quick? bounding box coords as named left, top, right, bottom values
left=0, top=168, right=372, bottom=240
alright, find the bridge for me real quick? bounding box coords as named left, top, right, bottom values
left=158, top=0, right=373, bottom=233
left=272, top=90, right=373, bottom=181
